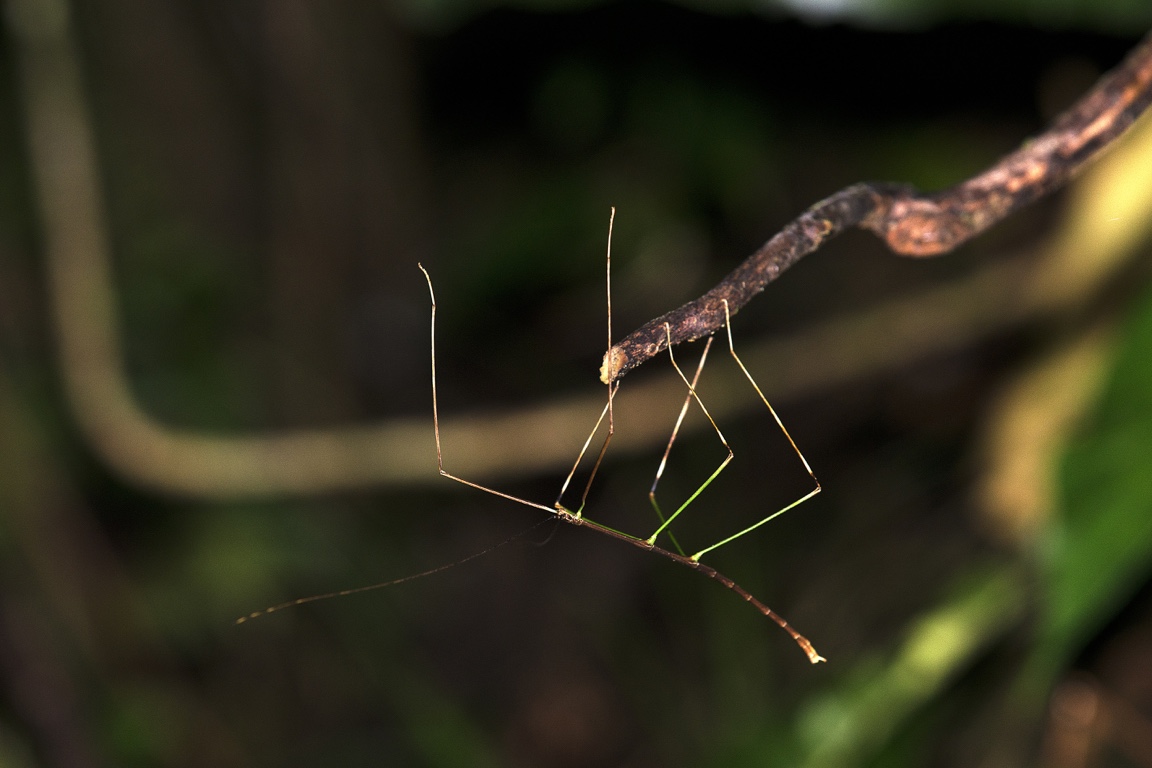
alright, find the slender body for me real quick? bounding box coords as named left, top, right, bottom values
left=418, top=256, right=825, bottom=664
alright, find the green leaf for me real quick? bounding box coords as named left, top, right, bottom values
left=1038, top=286, right=1152, bottom=677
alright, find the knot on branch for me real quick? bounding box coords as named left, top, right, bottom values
left=873, top=196, right=983, bottom=257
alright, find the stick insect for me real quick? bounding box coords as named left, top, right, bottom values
left=420, top=209, right=825, bottom=664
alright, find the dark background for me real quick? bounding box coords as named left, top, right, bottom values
left=3, top=0, right=1152, bottom=766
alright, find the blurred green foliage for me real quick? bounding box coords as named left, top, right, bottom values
left=1041, top=286, right=1152, bottom=678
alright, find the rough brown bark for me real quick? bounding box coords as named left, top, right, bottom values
left=601, top=30, right=1152, bottom=384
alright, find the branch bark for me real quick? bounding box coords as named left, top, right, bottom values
left=601, top=30, right=1152, bottom=384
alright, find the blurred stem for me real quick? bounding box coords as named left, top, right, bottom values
left=13, top=0, right=1152, bottom=499
left=797, top=566, right=1027, bottom=768
left=976, top=323, right=1117, bottom=548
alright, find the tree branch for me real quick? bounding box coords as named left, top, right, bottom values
left=601, top=30, right=1152, bottom=384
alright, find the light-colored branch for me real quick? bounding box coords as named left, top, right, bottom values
left=13, top=0, right=1152, bottom=499
left=602, top=29, right=1152, bottom=383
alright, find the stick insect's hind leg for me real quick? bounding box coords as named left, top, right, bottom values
left=645, top=325, right=734, bottom=552
left=647, top=336, right=717, bottom=557
left=687, top=299, right=822, bottom=562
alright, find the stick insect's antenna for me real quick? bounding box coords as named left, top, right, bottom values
left=235, top=520, right=553, bottom=623
left=555, top=207, right=617, bottom=516
left=583, top=207, right=619, bottom=508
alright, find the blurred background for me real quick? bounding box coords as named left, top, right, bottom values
left=3, top=0, right=1152, bottom=765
